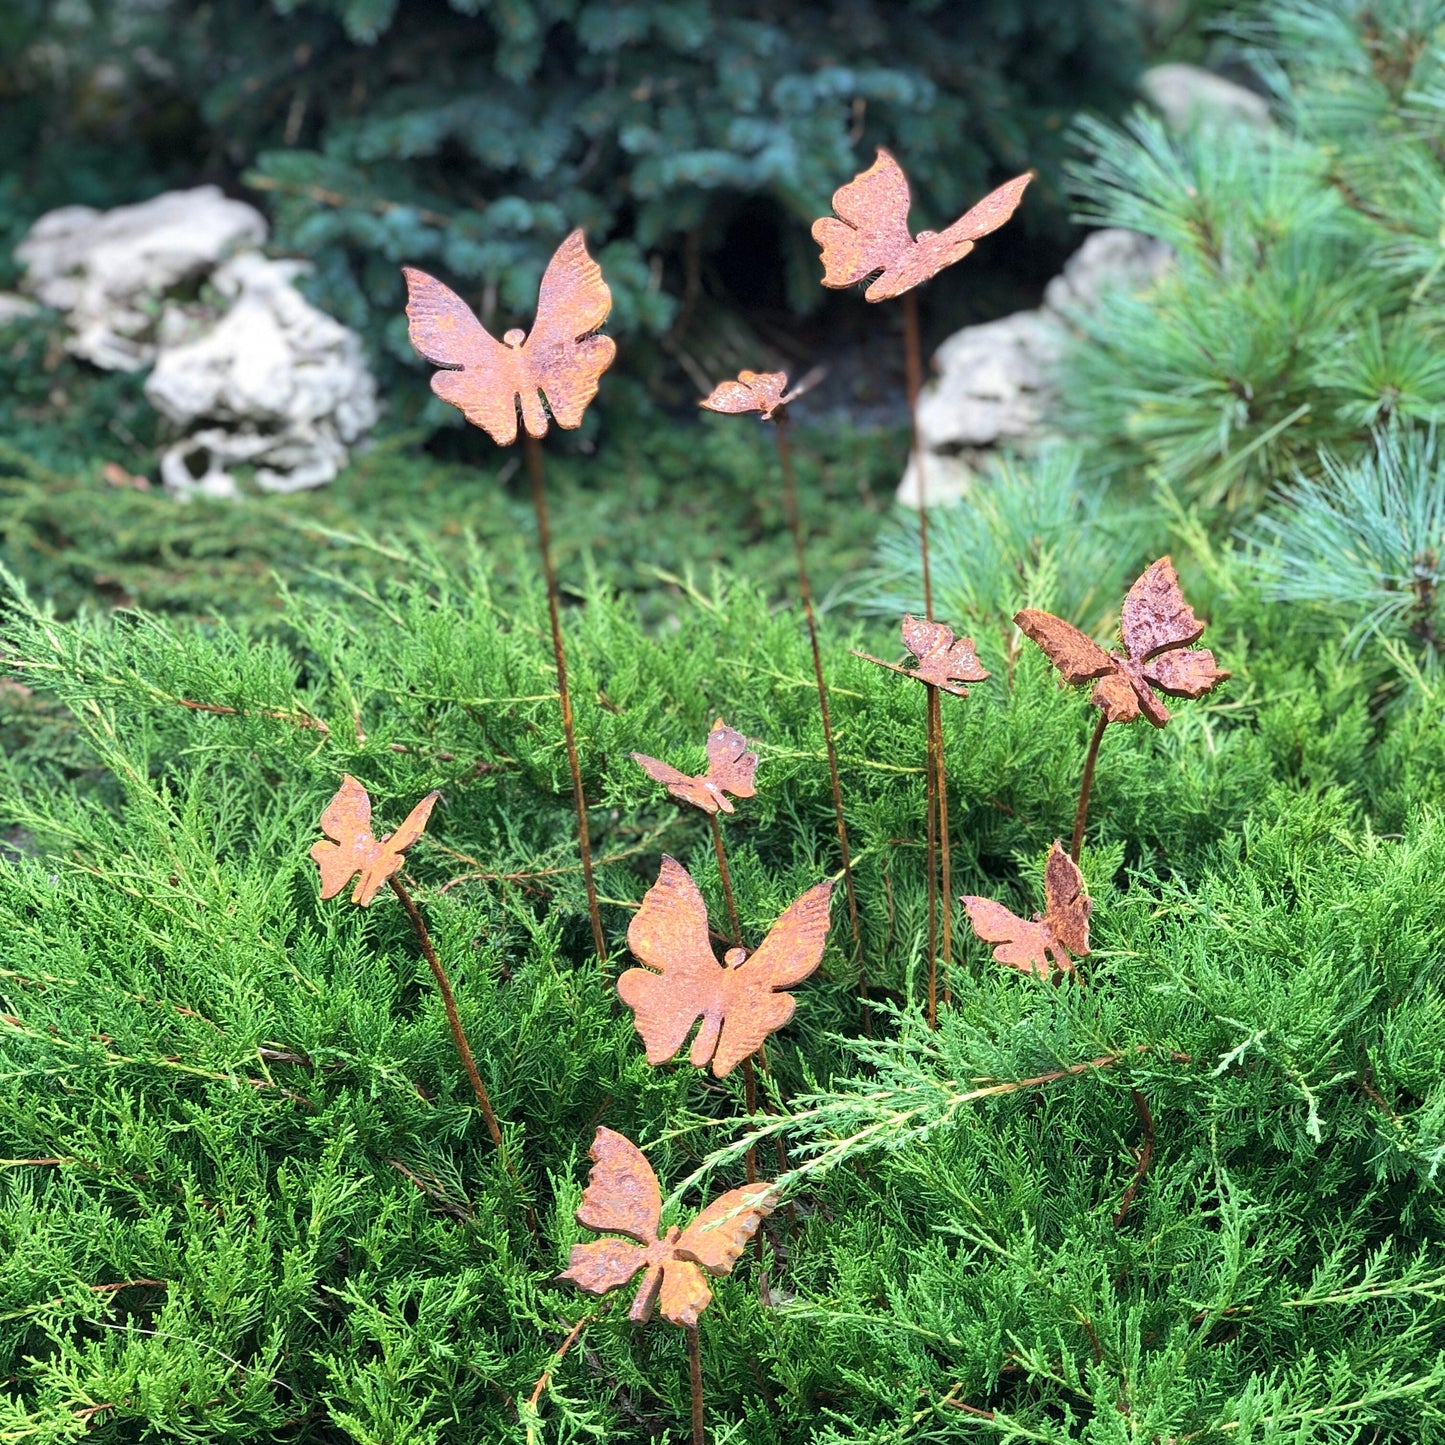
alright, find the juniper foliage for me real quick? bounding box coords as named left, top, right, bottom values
left=2, top=514, right=1443, bottom=1442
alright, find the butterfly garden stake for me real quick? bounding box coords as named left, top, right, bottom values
left=560, top=1127, right=777, bottom=1445
left=699, top=371, right=866, bottom=1021
left=962, top=841, right=1091, bottom=980
left=402, top=230, right=614, bottom=964
left=1015, top=556, right=1230, bottom=860
left=813, top=153, right=1028, bottom=1023
left=311, top=776, right=507, bottom=1154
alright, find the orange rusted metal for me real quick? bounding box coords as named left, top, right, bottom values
left=633, top=719, right=758, bottom=816
left=854, top=614, right=990, bottom=699
left=961, top=840, right=1092, bottom=980
left=812, top=149, right=1032, bottom=301
left=310, top=774, right=439, bottom=907
left=559, top=1126, right=776, bottom=1328
left=1015, top=557, right=1230, bottom=728
left=698, top=367, right=821, bottom=422
left=618, top=856, right=833, bottom=1079
left=402, top=229, right=615, bottom=445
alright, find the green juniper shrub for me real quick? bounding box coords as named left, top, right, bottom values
left=1, top=509, right=1442, bottom=1441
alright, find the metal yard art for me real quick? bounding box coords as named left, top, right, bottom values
left=1016, top=556, right=1230, bottom=859
left=560, top=1126, right=777, bottom=1444
left=961, top=841, right=1092, bottom=980
left=402, top=230, right=614, bottom=964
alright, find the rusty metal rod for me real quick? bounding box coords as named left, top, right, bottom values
left=934, top=689, right=953, bottom=1009
left=709, top=813, right=743, bottom=951
left=687, top=1324, right=706, bottom=1445
left=1071, top=713, right=1110, bottom=862
left=523, top=432, right=607, bottom=964
left=901, top=289, right=933, bottom=622
left=774, top=411, right=867, bottom=1031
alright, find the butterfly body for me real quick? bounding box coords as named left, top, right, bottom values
left=1015, top=557, right=1229, bottom=727
left=812, top=148, right=1031, bottom=302
left=402, top=229, right=616, bottom=446
left=618, top=855, right=833, bottom=1078
left=310, top=774, right=439, bottom=907
left=632, top=718, right=758, bottom=816
left=962, top=841, right=1091, bottom=979
left=559, top=1127, right=776, bottom=1327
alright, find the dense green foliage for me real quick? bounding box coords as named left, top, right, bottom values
left=1059, top=0, right=1445, bottom=510
left=2, top=511, right=1443, bottom=1442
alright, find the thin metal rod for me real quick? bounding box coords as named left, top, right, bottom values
left=1071, top=713, right=1110, bottom=862
left=388, top=876, right=504, bottom=1150
left=774, top=412, right=867, bottom=1030
left=924, top=685, right=939, bottom=1030
left=523, top=433, right=607, bottom=964
left=901, top=289, right=933, bottom=622
left=934, top=689, right=953, bottom=1010
left=709, top=813, right=743, bottom=950
left=687, top=1324, right=706, bottom=1445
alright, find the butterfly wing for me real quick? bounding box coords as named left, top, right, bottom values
left=812, top=148, right=914, bottom=295
left=386, top=789, right=441, bottom=854
left=1014, top=610, right=1116, bottom=686
left=1040, top=841, right=1091, bottom=964
left=703, top=719, right=758, bottom=806
left=674, top=1184, right=777, bottom=1277
left=961, top=895, right=1056, bottom=979
left=901, top=615, right=988, bottom=695
left=870, top=171, right=1033, bottom=300
left=656, top=1256, right=713, bottom=1328
left=632, top=752, right=717, bottom=814
left=311, top=775, right=377, bottom=901
left=557, top=1238, right=651, bottom=1299
left=712, top=880, right=834, bottom=1078
left=521, top=229, right=617, bottom=432
left=700, top=371, right=788, bottom=420
left=1090, top=668, right=1146, bottom=725
left=1118, top=556, right=1205, bottom=664
left=1143, top=646, right=1230, bottom=700
left=350, top=788, right=441, bottom=907
left=619, top=856, right=723, bottom=1066
left=573, top=1126, right=662, bottom=1244
left=402, top=267, right=525, bottom=446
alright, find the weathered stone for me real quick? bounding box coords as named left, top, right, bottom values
left=1140, top=63, right=1272, bottom=133
left=0, top=293, right=40, bottom=327
left=16, top=187, right=267, bottom=370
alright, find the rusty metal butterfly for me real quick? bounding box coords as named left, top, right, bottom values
left=559, top=1127, right=776, bottom=1328
left=1015, top=557, right=1230, bottom=727
left=632, top=719, right=758, bottom=816
left=310, top=774, right=439, bottom=907
left=618, top=856, right=833, bottom=1078
left=961, top=841, right=1091, bottom=979
left=812, top=149, right=1032, bottom=302
left=699, top=368, right=822, bottom=422
left=401, top=229, right=615, bottom=446
left=855, top=614, right=990, bottom=698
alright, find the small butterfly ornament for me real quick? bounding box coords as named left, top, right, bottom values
left=310, top=775, right=439, bottom=907
left=559, top=1127, right=776, bottom=1328
left=962, top=841, right=1091, bottom=980
left=619, top=856, right=833, bottom=1078
left=632, top=719, right=758, bottom=816
left=813, top=148, right=1032, bottom=302
left=1015, top=557, right=1229, bottom=727
left=699, top=368, right=821, bottom=423
left=402, top=229, right=615, bottom=446
left=854, top=614, right=990, bottom=698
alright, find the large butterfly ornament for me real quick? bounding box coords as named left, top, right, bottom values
left=854, top=614, right=990, bottom=698
left=310, top=774, right=440, bottom=907
left=401, top=229, right=615, bottom=446
left=559, top=1127, right=776, bottom=1328
left=632, top=718, right=758, bottom=816
left=812, top=148, right=1032, bottom=302
left=618, top=856, right=833, bottom=1078
left=1015, top=557, right=1229, bottom=727
left=961, top=841, right=1091, bottom=979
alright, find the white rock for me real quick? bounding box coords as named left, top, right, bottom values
left=1140, top=63, right=1272, bottom=133
left=16, top=187, right=267, bottom=370
left=146, top=252, right=379, bottom=497
left=0, top=293, right=39, bottom=326
left=1043, top=228, right=1173, bottom=314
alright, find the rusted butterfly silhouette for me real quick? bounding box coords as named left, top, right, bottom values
left=813, top=148, right=1032, bottom=302
left=1015, top=557, right=1229, bottom=727
left=619, top=856, right=833, bottom=1078
left=402, top=229, right=615, bottom=446
left=699, top=368, right=821, bottom=423
left=962, top=841, right=1091, bottom=979
left=559, top=1127, right=776, bottom=1328
left=632, top=719, right=758, bottom=817
left=855, top=614, right=989, bottom=698
left=310, top=774, right=440, bottom=907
